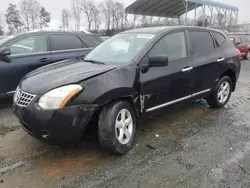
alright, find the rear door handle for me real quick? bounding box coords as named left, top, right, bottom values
left=39, top=58, right=50, bottom=63
left=217, top=58, right=225, bottom=62
left=182, top=67, right=193, bottom=72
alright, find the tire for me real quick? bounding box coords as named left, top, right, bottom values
left=206, top=76, right=232, bottom=108
left=98, top=101, right=137, bottom=154
left=244, top=50, right=250, bottom=60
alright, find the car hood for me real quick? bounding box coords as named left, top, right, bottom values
left=20, top=59, right=117, bottom=95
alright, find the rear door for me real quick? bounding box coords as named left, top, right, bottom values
left=49, top=34, right=91, bottom=63
left=188, top=30, right=225, bottom=94
left=0, top=34, right=51, bottom=94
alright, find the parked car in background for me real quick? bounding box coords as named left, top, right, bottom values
left=0, top=30, right=102, bottom=97
left=229, top=35, right=250, bottom=59
left=13, top=26, right=240, bottom=154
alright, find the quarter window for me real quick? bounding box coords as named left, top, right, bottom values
left=235, top=37, right=241, bottom=44
left=190, top=31, right=214, bottom=54
left=50, top=35, right=83, bottom=51
left=7, top=35, right=47, bottom=55
left=213, top=32, right=226, bottom=46
left=150, top=32, right=187, bottom=62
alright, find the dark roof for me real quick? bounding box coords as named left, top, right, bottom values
left=125, top=0, right=238, bottom=18
left=122, top=26, right=171, bottom=34
left=122, top=26, right=225, bottom=35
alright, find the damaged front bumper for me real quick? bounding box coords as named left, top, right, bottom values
left=13, top=102, right=97, bottom=142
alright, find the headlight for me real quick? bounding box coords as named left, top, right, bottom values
left=38, top=84, right=83, bottom=109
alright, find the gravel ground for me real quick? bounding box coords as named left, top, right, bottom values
left=1, top=59, right=250, bottom=188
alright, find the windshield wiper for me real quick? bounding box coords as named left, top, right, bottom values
left=83, top=59, right=106, bottom=65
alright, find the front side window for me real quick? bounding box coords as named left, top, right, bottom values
left=150, top=32, right=187, bottom=62
left=7, top=35, right=47, bottom=55
left=84, top=33, right=155, bottom=63
left=190, top=31, right=214, bottom=54
left=50, top=35, right=83, bottom=51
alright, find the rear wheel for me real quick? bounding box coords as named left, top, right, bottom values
left=98, top=101, right=137, bottom=154
left=244, top=50, right=250, bottom=60
left=206, top=76, right=232, bottom=108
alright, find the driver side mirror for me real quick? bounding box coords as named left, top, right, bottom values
left=0, top=47, right=11, bottom=57
left=149, top=55, right=169, bottom=68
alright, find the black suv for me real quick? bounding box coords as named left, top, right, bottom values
left=13, top=26, right=241, bottom=154
left=0, top=31, right=102, bottom=97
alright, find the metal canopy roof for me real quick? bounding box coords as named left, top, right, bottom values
left=188, top=0, right=239, bottom=12
left=125, top=0, right=239, bottom=18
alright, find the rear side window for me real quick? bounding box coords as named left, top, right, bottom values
left=80, top=35, right=103, bottom=47
left=241, top=36, right=247, bottom=43
left=213, top=32, right=226, bottom=46
left=189, top=31, right=214, bottom=54
left=50, top=35, right=83, bottom=51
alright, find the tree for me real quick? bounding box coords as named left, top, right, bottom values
left=71, top=0, right=81, bottom=29
left=81, top=0, right=95, bottom=31
left=20, top=0, right=31, bottom=31
left=92, top=5, right=101, bottom=32
left=29, top=0, right=41, bottom=30
left=61, top=9, right=70, bottom=29
left=196, top=14, right=209, bottom=27
left=0, top=15, right=5, bottom=35
left=5, top=4, right=23, bottom=34
left=39, top=7, right=51, bottom=28
left=113, top=2, right=124, bottom=30
left=19, top=0, right=41, bottom=30
left=101, top=0, right=113, bottom=32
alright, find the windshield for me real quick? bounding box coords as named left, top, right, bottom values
left=84, top=33, right=155, bottom=63
left=0, top=36, right=15, bottom=45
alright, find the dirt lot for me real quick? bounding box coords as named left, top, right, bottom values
left=1, top=59, right=250, bottom=188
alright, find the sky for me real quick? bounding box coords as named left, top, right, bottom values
left=1, top=0, right=250, bottom=29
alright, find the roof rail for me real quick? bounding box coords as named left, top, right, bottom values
left=28, top=28, right=91, bottom=34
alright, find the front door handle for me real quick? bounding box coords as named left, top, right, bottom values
left=39, top=58, right=50, bottom=63
left=182, top=67, right=193, bottom=72
left=217, top=58, right=225, bottom=62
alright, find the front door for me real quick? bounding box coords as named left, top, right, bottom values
left=140, top=31, right=195, bottom=112
left=0, top=34, right=51, bottom=94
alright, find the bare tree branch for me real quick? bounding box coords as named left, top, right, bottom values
left=81, top=0, right=95, bottom=31
left=71, top=0, right=81, bottom=29
left=61, top=9, right=70, bottom=29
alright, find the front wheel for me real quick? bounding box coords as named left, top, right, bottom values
left=98, top=101, right=137, bottom=154
left=206, top=76, right=232, bottom=108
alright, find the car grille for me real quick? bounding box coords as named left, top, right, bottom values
left=14, top=88, right=36, bottom=107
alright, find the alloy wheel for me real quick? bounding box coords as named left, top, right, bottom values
left=115, top=109, right=133, bottom=145
left=217, top=81, right=230, bottom=104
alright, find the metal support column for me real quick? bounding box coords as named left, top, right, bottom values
left=202, top=5, right=206, bottom=27
left=208, top=6, right=213, bottom=25
left=185, top=1, right=188, bottom=25
left=134, top=14, right=136, bottom=28
left=194, top=3, right=197, bottom=25
left=236, top=11, right=238, bottom=25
